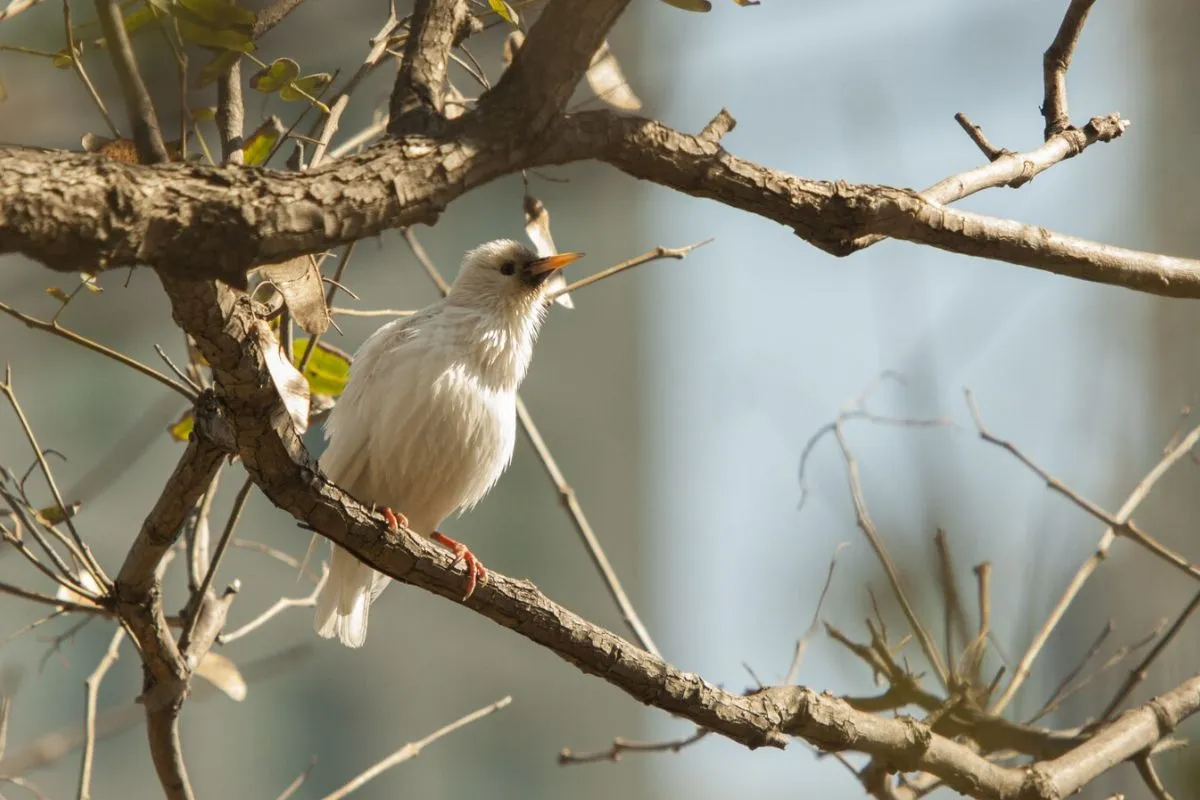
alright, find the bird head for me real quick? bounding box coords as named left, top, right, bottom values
left=448, top=239, right=584, bottom=314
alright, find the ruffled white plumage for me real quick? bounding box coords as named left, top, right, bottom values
left=314, top=240, right=554, bottom=647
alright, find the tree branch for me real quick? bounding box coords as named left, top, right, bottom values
left=387, top=0, right=470, bottom=136
left=92, top=0, right=168, bottom=164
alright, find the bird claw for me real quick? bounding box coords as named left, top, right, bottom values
left=432, top=531, right=488, bottom=601
left=381, top=507, right=408, bottom=533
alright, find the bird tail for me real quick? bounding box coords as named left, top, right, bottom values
left=314, top=545, right=391, bottom=648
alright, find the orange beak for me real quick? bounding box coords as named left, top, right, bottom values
left=526, top=251, right=585, bottom=275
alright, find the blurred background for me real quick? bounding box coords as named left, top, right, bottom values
left=2, top=0, right=1199, bottom=798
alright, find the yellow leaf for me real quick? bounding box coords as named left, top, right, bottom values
left=488, top=0, right=520, bottom=26
left=249, top=57, right=299, bottom=93
left=177, top=0, right=255, bottom=27
left=168, top=410, right=195, bottom=442
left=196, top=49, right=241, bottom=87
left=279, top=72, right=332, bottom=102
left=177, top=17, right=254, bottom=51
left=293, top=338, right=351, bottom=398
left=53, top=48, right=73, bottom=69
left=191, top=106, right=217, bottom=122
left=36, top=501, right=81, bottom=526
left=45, top=287, right=70, bottom=303
left=242, top=116, right=284, bottom=166
left=659, top=0, right=712, bottom=9
left=195, top=651, right=247, bottom=701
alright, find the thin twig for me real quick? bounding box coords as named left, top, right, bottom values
left=1100, top=587, right=1200, bottom=722
left=549, top=239, right=713, bottom=300
left=1042, top=0, right=1097, bottom=139
left=558, top=728, right=709, bottom=765
left=180, top=478, right=253, bottom=649
left=78, top=626, right=125, bottom=800
left=972, top=394, right=1200, bottom=713
left=834, top=419, right=949, bottom=690
left=953, top=113, right=1006, bottom=161
left=320, top=696, right=512, bottom=800
left=784, top=543, right=845, bottom=684
left=1, top=303, right=196, bottom=400
left=1134, top=755, right=1175, bottom=800
left=153, top=345, right=203, bottom=396
left=273, top=756, right=317, bottom=800
left=218, top=565, right=328, bottom=644
left=297, top=242, right=357, bottom=372
left=330, top=307, right=416, bottom=317
left=0, top=371, right=108, bottom=590
left=92, top=0, right=169, bottom=164
left=62, top=0, right=120, bottom=138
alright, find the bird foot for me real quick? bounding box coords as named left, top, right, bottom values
left=432, top=531, right=488, bottom=600
left=381, top=507, right=409, bottom=532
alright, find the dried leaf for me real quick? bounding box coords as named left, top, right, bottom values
left=249, top=57, right=300, bottom=92
left=168, top=409, right=195, bottom=442
left=488, top=0, right=519, bottom=26
left=194, top=651, right=247, bottom=701
left=279, top=72, right=332, bottom=102
left=45, top=287, right=70, bottom=303
left=586, top=39, right=641, bottom=111
left=81, top=134, right=186, bottom=163
left=501, top=30, right=524, bottom=67
left=80, top=273, right=103, bottom=293
left=523, top=194, right=574, bottom=310
left=54, top=566, right=101, bottom=608
left=659, top=0, right=712, bottom=9
left=293, top=338, right=351, bottom=398
left=256, top=256, right=330, bottom=335
left=243, top=116, right=284, bottom=166
left=256, top=323, right=311, bottom=434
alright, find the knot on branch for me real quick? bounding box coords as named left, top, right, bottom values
left=193, top=389, right=237, bottom=454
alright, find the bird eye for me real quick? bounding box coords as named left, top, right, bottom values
left=500, top=261, right=516, bottom=276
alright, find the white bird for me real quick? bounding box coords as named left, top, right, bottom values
left=313, top=239, right=583, bottom=648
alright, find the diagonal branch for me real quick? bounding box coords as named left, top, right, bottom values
left=92, top=0, right=168, bottom=164
left=388, top=0, right=470, bottom=136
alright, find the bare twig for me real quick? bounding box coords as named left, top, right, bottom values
left=834, top=420, right=949, bottom=690
left=953, top=113, right=1006, bottom=161
left=216, top=60, right=245, bottom=165
left=0, top=371, right=109, bottom=590
left=1042, top=0, right=1097, bottom=139
left=0, top=302, right=196, bottom=400
left=180, top=478, right=253, bottom=655
left=548, top=239, right=713, bottom=300
left=1100, top=587, right=1200, bottom=722
left=320, top=696, right=512, bottom=800
left=784, top=543, right=845, bottom=684
left=1134, top=755, right=1175, bottom=800
left=78, top=626, right=124, bottom=800
left=558, top=728, right=709, bottom=765
left=92, top=0, right=168, bottom=164
left=0, top=0, right=46, bottom=23
left=62, top=0, right=120, bottom=138
left=273, top=757, right=317, bottom=800
left=218, top=564, right=328, bottom=644
left=972, top=395, right=1200, bottom=714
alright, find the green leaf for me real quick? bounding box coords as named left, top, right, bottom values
left=168, top=410, right=194, bottom=442
left=293, top=338, right=351, bottom=397
left=53, top=48, right=73, bottom=69
left=196, top=49, right=241, bottom=87
left=177, top=0, right=255, bottom=27
left=279, top=72, right=332, bottom=102
left=249, top=57, right=299, bottom=92
left=488, top=0, right=520, bottom=26
left=190, top=106, right=217, bottom=122
left=242, top=116, right=283, bottom=166
left=36, top=501, right=81, bottom=526
left=177, top=17, right=254, bottom=50
left=45, top=287, right=70, bottom=303
left=659, top=0, right=712, bottom=9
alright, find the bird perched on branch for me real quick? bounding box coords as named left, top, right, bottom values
left=314, top=240, right=583, bottom=648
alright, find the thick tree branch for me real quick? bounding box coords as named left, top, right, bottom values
left=2, top=109, right=1194, bottom=297
left=480, top=0, right=631, bottom=134
left=388, top=0, right=470, bottom=136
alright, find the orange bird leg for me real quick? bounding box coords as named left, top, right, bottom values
left=431, top=531, right=488, bottom=601
left=381, top=507, right=408, bottom=533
